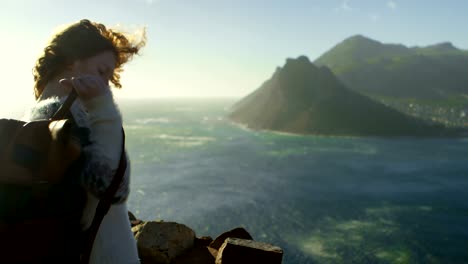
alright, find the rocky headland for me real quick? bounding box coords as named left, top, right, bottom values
left=229, top=56, right=461, bottom=137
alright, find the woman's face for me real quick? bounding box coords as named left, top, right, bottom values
left=70, top=50, right=117, bottom=86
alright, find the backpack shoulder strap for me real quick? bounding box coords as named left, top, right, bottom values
left=80, top=129, right=127, bottom=264
left=52, top=89, right=78, bottom=120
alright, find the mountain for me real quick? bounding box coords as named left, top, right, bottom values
left=315, top=35, right=468, bottom=99
left=229, top=56, right=457, bottom=137
left=412, top=42, right=460, bottom=55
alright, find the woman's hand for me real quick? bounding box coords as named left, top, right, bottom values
left=59, top=75, right=110, bottom=101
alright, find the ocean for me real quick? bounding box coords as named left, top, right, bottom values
left=3, top=98, right=468, bottom=263
left=119, top=98, right=468, bottom=264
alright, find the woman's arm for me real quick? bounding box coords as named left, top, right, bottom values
left=73, top=92, right=130, bottom=203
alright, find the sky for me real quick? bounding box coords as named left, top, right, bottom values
left=1, top=0, right=468, bottom=114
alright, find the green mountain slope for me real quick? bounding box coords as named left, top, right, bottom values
left=315, top=35, right=468, bottom=99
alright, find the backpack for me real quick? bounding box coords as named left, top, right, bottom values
left=0, top=90, right=127, bottom=263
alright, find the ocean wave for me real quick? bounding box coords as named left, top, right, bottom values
left=152, top=134, right=216, bottom=147
left=135, top=118, right=172, bottom=124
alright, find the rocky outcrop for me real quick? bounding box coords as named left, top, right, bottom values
left=172, top=237, right=216, bottom=264
left=130, top=212, right=283, bottom=264
left=132, top=221, right=195, bottom=264
left=209, top=227, right=253, bottom=250
left=215, top=238, right=283, bottom=264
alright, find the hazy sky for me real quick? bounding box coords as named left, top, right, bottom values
left=1, top=0, right=467, bottom=112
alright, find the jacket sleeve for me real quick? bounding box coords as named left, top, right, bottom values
left=72, top=92, right=130, bottom=203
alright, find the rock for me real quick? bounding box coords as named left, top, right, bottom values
left=195, top=236, right=214, bottom=247
left=172, top=246, right=216, bottom=264
left=128, top=211, right=143, bottom=227
left=209, top=227, right=253, bottom=250
left=215, top=238, right=283, bottom=264
left=131, top=219, right=143, bottom=227
left=172, top=236, right=216, bottom=264
left=128, top=211, right=137, bottom=221
left=207, top=247, right=218, bottom=259
left=132, top=221, right=195, bottom=264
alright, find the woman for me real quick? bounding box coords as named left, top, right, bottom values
left=25, top=19, right=145, bottom=263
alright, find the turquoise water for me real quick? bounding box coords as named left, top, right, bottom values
left=4, top=99, right=466, bottom=263
left=121, top=98, right=468, bottom=264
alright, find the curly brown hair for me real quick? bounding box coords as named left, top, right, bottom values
left=33, top=19, right=146, bottom=99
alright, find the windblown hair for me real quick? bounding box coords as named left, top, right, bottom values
left=33, top=19, right=146, bottom=99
